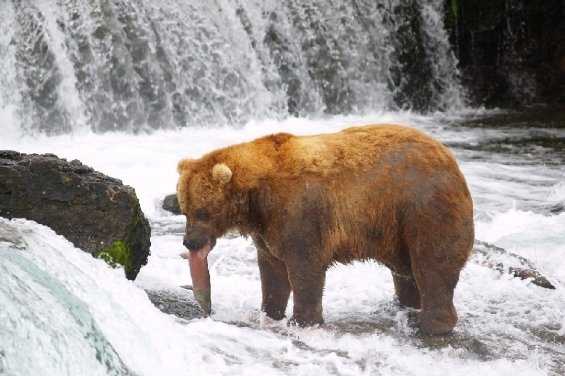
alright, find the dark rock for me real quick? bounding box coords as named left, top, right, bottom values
left=472, top=240, right=556, bottom=289
left=0, top=151, right=151, bottom=280
left=508, top=267, right=556, bottom=290
left=162, top=193, right=181, bottom=215
left=385, top=0, right=434, bottom=112
left=144, top=288, right=206, bottom=320
left=445, top=0, right=565, bottom=107
left=548, top=203, right=564, bottom=215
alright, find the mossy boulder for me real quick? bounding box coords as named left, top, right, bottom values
left=0, top=150, right=151, bottom=279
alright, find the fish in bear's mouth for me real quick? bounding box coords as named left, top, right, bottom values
left=180, top=239, right=215, bottom=315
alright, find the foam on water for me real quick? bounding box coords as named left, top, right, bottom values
left=1, top=114, right=564, bottom=375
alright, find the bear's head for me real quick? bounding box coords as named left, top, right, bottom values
left=176, top=158, right=235, bottom=252
left=176, top=157, right=240, bottom=315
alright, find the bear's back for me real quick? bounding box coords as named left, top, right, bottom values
left=281, top=124, right=455, bottom=178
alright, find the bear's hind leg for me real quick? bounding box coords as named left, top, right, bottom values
left=403, top=204, right=472, bottom=335
left=411, top=260, right=460, bottom=335
left=392, top=273, right=421, bottom=309
left=404, top=231, right=463, bottom=335
left=258, top=250, right=291, bottom=320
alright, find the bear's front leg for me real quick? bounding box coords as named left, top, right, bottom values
left=286, top=262, right=326, bottom=327
left=392, top=273, right=421, bottom=309
left=257, top=249, right=291, bottom=320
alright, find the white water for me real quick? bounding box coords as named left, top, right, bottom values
left=1, top=113, right=564, bottom=375
left=0, top=0, right=467, bottom=134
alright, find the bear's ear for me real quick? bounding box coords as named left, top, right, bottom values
left=212, top=163, right=232, bottom=185
left=177, top=158, right=195, bottom=174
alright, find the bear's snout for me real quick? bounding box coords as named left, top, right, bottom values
left=183, top=234, right=208, bottom=251
left=183, top=225, right=216, bottom=251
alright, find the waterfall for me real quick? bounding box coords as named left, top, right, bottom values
left=0, top=0, right=467, bottom=135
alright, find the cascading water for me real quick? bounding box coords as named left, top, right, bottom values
left=0, top=0, right=466, bottom=135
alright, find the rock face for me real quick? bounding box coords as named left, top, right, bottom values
left=0, top=150, right=150, bottom=280
left=445, top=0, right=565, bottom=107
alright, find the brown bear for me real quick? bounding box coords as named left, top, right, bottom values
left=176, top=124, right=474, bottom=335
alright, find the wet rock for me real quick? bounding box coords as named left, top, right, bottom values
left=548, top=203, right=564, bottom=215
left=162, top=193, right=181, bottom=215
left=446, top=0, right=565, bottom=107
left=417, top=332, right=494, bottom=361
left=507, top=267, right=556, bottom=289
left=385, top=0, right=434, bottom=112
left=0, top=150, right=150, bottom=280
left=144, top=287, right=206, bottom=320
left=472, top=240, right=556, bottom=289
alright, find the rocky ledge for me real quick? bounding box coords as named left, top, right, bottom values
left=0, top=150, right=150, bottom=279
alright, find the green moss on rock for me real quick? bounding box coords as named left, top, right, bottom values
left=96, top=199, right=151, bottom=280
left=96, top=240, right=134, bottom=276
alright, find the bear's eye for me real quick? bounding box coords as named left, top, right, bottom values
left=194, top=208, right=210, bottom=221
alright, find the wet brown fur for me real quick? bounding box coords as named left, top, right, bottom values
left=177, top=124, right=474, bottom=334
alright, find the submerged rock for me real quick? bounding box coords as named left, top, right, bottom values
left=144, top=287, right=206, bottom=320
left=0, top=150, right=151, bottom=280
